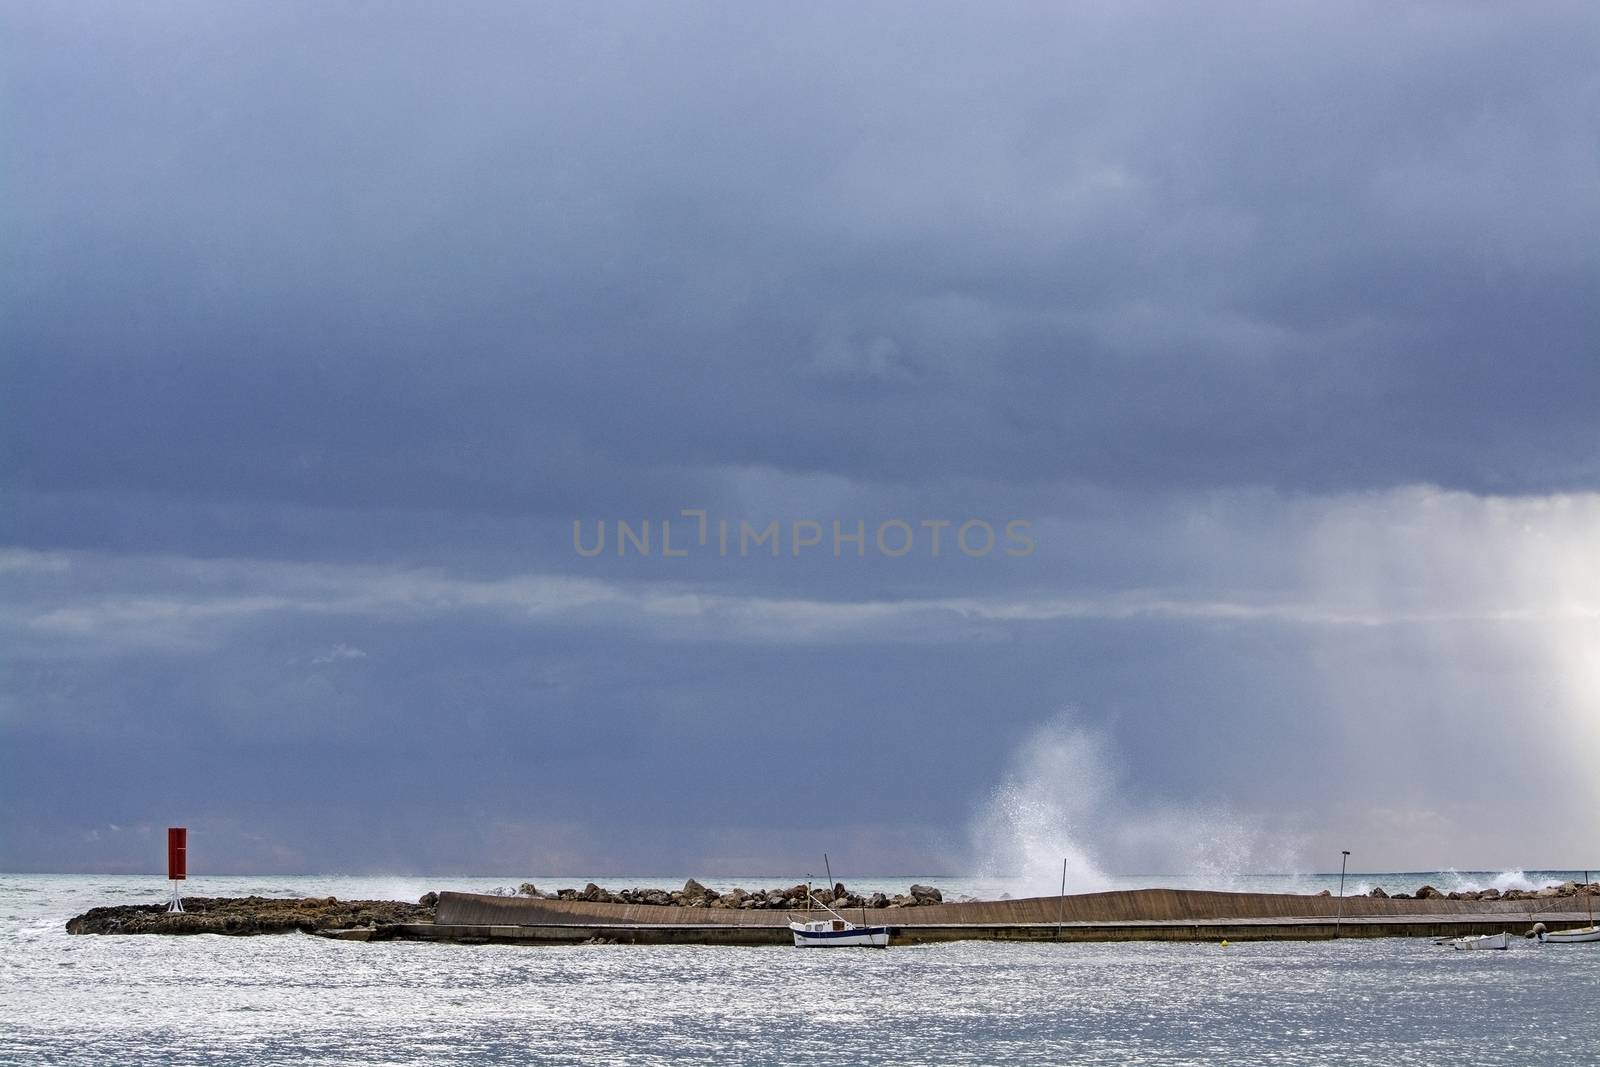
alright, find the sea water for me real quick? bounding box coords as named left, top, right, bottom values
left=4, top=873, right=1598, bottom=1066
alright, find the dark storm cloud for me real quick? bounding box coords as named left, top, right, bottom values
left=4, top=4, right=1599, bottom=875
left=4, top=1, right=1597, bottom=529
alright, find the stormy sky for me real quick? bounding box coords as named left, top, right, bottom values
left=3, top=2, right=1597, bottom=879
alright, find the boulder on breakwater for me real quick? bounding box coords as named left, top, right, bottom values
left=1416, top=880, right=1598, bottom=902
left=66, top=895, right=437, bottom=935
left=520, top=878, right=1589, bottom=909
left=1339, top=881, right=1597, bottom=902
left=511, top=879, right=947, bottom=911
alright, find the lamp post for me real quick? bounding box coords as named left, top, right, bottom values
left=1334, top=850, right=1350, bottom=939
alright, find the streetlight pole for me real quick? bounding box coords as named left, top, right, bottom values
left=1334, top=850, right=1351, bottom=939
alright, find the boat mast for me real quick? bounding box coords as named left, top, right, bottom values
left=821, top=852, right=868, bottom=925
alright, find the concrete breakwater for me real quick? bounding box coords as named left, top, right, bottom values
left=408, top=884, right=1599, bottom=946
left=434, top=882, right=1598, bottom=929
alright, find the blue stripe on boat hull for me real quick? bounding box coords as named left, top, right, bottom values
left=792, top=926, right=890, bottom=940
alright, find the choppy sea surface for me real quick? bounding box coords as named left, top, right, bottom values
left=5, top=872, right=1598, bottom=1066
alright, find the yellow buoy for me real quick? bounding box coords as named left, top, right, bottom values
left=1220, top=939, right=1229, bottom=947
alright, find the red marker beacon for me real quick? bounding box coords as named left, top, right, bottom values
left=166, top=827, right=187, bottom=913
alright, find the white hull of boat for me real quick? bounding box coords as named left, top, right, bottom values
left=790, top=921, right=890, bottom=948
left=1539, top=925, right=1600, bottom=943
left=1448, top=931, right=1511, bottom=950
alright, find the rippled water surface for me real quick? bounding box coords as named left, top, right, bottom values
left=5, top=874, right=1598, bottom=1065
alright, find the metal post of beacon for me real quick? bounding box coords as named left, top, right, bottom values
left=167, top=827, right=187, bottom=913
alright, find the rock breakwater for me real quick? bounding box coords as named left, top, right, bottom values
left=66, top=895, right=437, bottom=935
left=1366, top=880, right=1598, bottom=902
left=510, top=879, right=945, bottom=910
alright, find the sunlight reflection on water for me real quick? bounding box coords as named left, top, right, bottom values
left=4, top=875, right=1598, bottom=1066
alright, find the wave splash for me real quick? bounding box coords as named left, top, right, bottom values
left=972, top=720, right=1117, bottom=897
left=971, top=713, right=1302, bottom=897
left=1441, top=868, right=1542, bottom=894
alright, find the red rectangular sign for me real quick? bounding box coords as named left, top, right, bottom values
left=167, top=827, right=187, bottom=881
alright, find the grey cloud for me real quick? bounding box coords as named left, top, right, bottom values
left=4, top=2, right=1598, bottom=523
left=4, top=4, right=1599, bottom=875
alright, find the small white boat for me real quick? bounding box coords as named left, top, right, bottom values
left=787, top=869, right=890, bottom=948
left=789, top=915, right=890, bottom=948
left=1533, top=872, right=1599, bottom=944
left=1443, top=931, right=1511, bottom=950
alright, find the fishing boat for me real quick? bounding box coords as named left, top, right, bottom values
left=1534, top=870, right=1598, bottom=943
left=1439, top=931, right=1511, bottom=950
left=789, top=913, right=891, bottom=948
left=787, top=856, right=890, bottom=948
